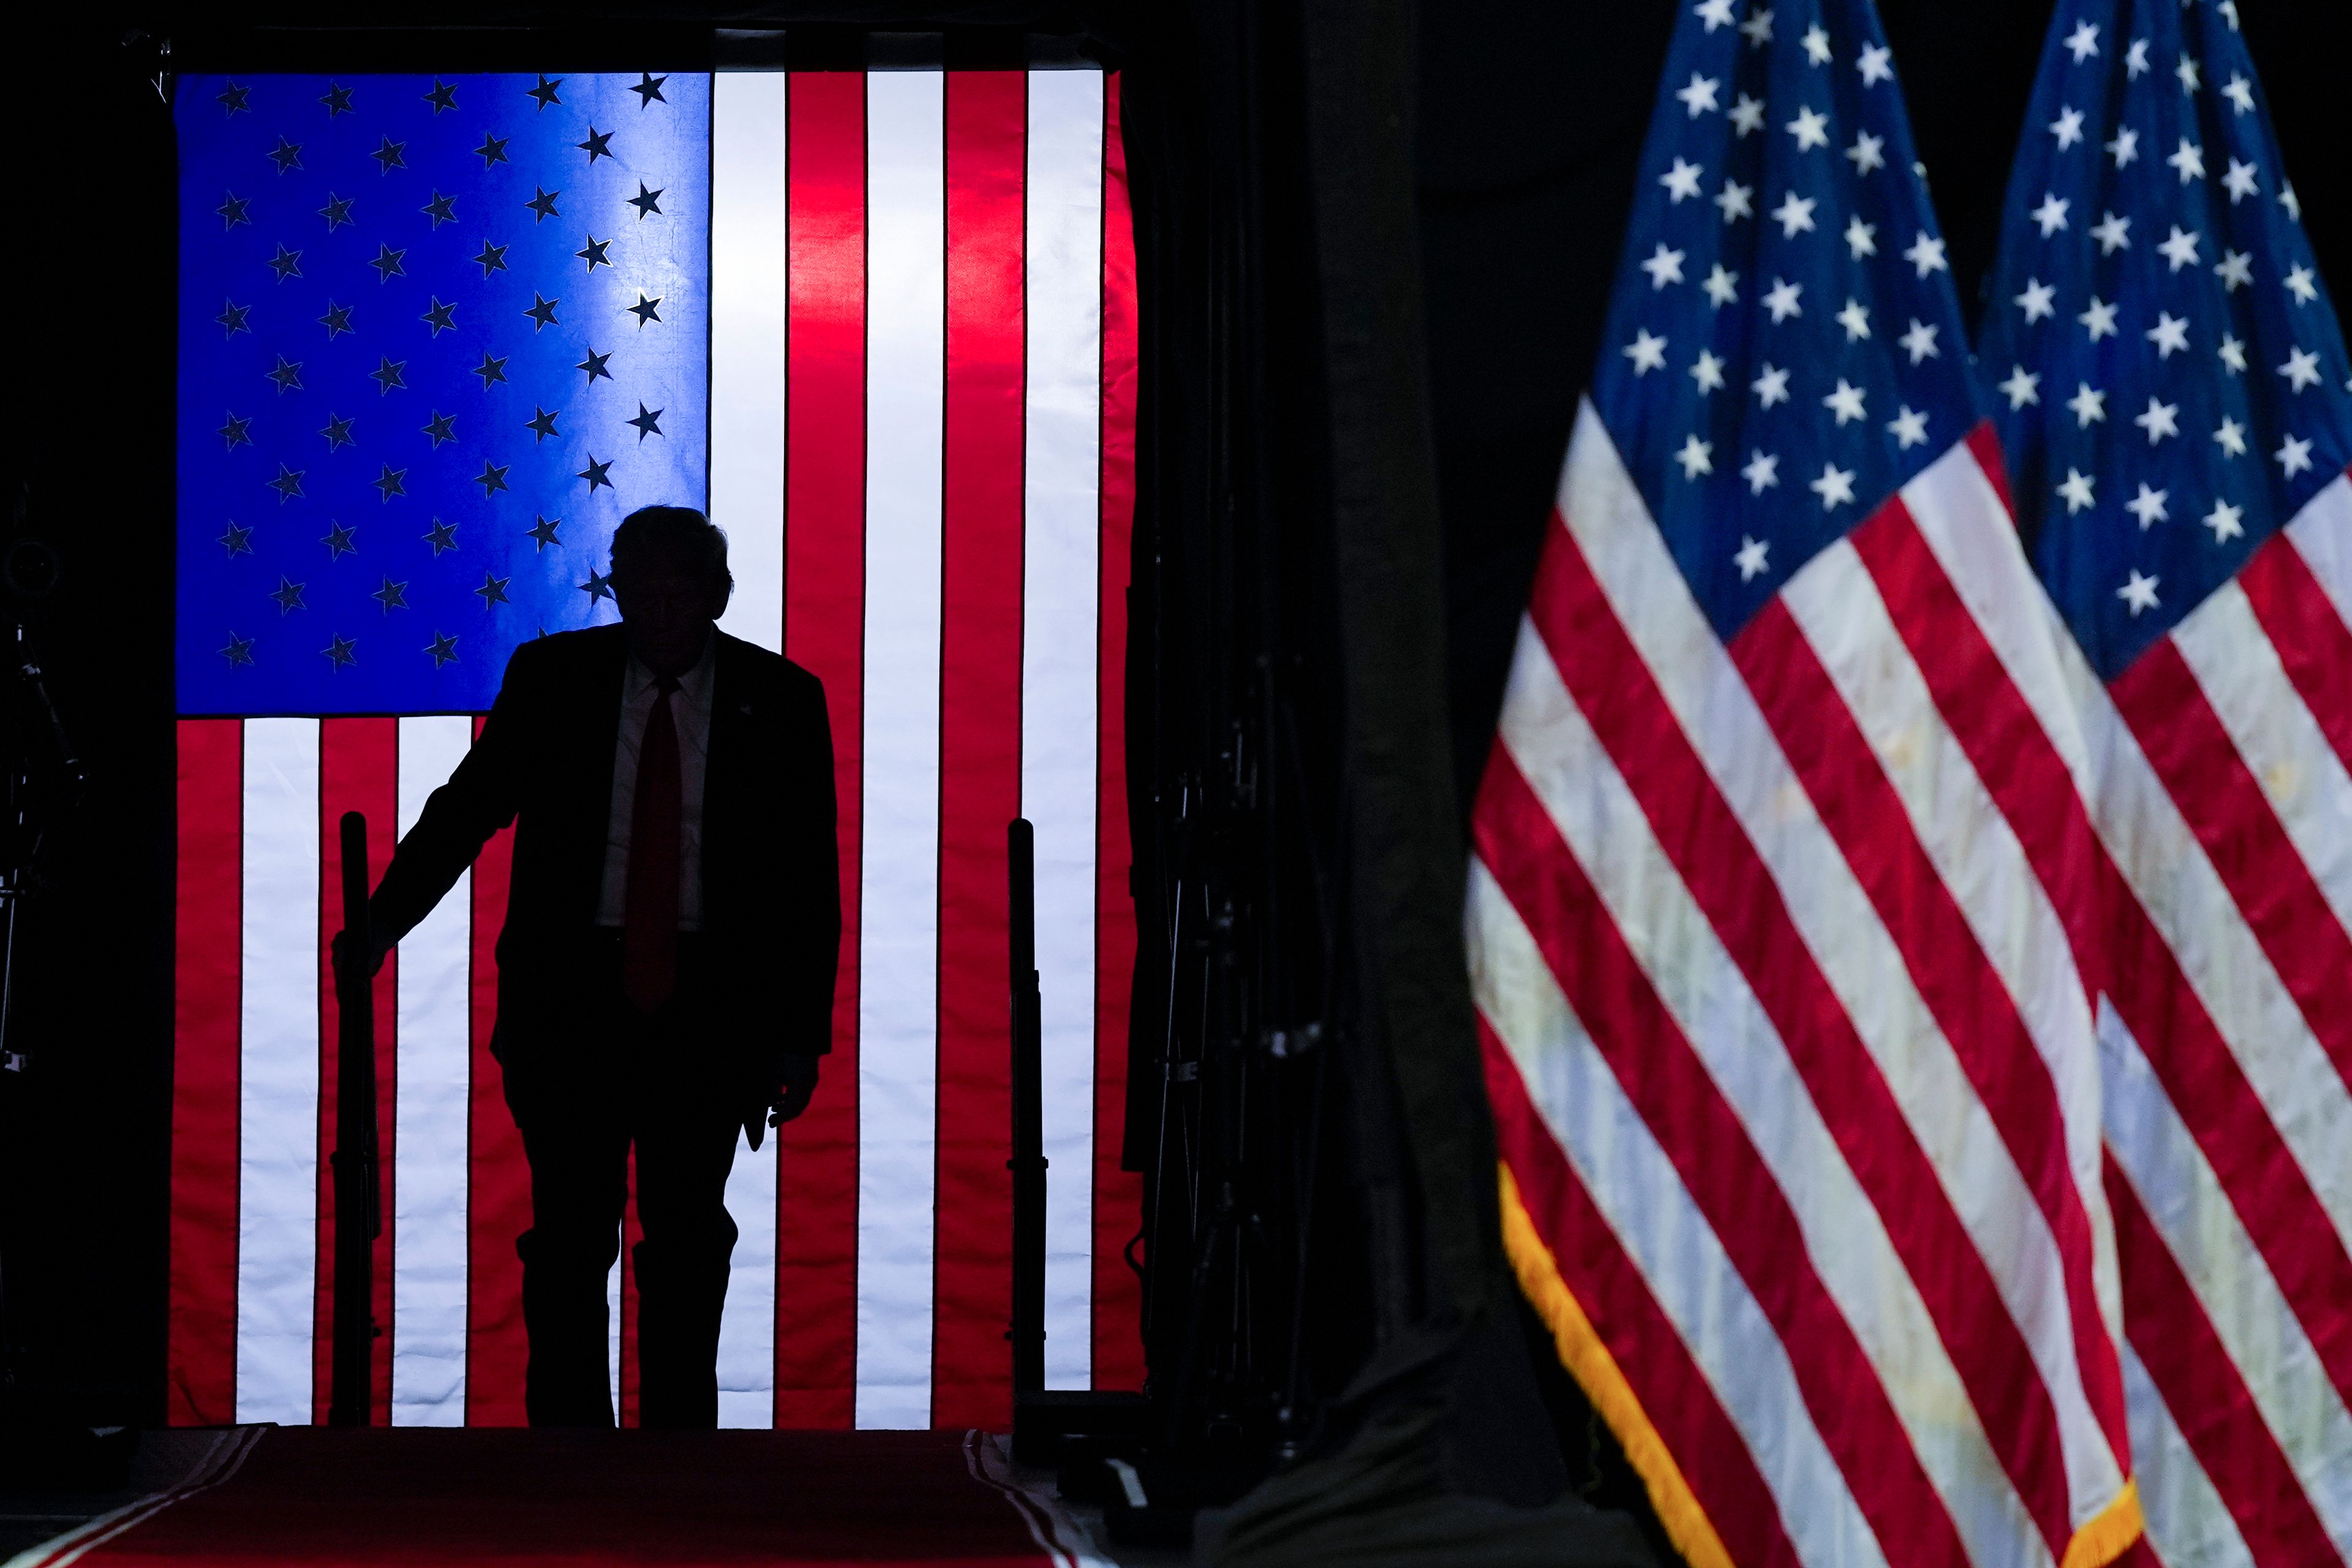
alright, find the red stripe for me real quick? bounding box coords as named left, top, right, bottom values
left=777, top=68, right=867, bottom=1430
left=464, top=715, right=527, bottom=1426
left=620, top=1161, right=643, bottom=1428
left=2106, top=1157, right=2345, bottom=1568
left=1736, top=538, right=2112, bottom=1520
left=2239, top=529, right=2352, bottom=780
left=1090, top=70, right=1145, bottom=1394
left=312, top=719, right=399, bottom=1426
left=169, top=720, right=244, bottom=1425
left=1474, top=749, right=1969, bottom=1566
left=932, top=67, right=1028, bottom=1431
left=2113, top=639, right=2352, bottom=1099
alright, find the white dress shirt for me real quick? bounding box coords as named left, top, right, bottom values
left=595, top=638, right=715, bottom=930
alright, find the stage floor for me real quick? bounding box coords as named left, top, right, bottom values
left=1, top=1428, right=1149, bottom=1567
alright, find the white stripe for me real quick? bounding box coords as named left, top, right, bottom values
left=1492, top=620, right=2046, bottom=1568
left=1781, top=530, right=2119, bottom=1344
left=710, top=70, right=791, bottom=654
left=2173, top=579, right=2352, bottom=943
left=608, top=1254, right=621, bottom=1422
left=390, top=716, right=472, bottom=1426
left=2041, top=605, right=2352, bottom=1257
left=2283, top=471, right=2352, bottom=636
left=235, top=717, right=320, bottom=1426
left=1466, top=858, right=1887, bottom=1568
left=855, top=68, right=944, bottom=1430
left=1022, top=67, right=1106, bottom=1392
left=2122, top=1340, right=2258, bottom=1568
left=2099, top=1001, right=2352, bottom=1537
left=1555, top=401, right=2128, bottom=1515
left=715, top=1129, right=777, bottom=1427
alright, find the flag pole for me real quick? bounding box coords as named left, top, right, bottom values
left=328, top=810, right=380, bottom=1427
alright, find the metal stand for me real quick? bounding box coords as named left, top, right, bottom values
left=326, top=812, right=380, bottom=1427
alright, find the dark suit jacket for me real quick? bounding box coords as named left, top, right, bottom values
left=369, top=624, right=840, bottom=1089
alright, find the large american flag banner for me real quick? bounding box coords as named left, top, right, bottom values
left=166, top=67, right=1141, bottom=1431
left=1466, top=2, right=2146, bottom=1566
left=1978, top=2, right=2352, bottom=1563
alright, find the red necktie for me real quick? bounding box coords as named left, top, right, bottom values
left=622, top=674, right=682, bottom=1012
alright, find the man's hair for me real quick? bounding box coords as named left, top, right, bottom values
left=609, top=505, right=734, bottom=594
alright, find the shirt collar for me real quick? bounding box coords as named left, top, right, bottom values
left=623, top=631, right=717, bottom=705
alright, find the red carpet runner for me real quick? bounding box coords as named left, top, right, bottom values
left=17, top=1428, right=1087, bottom=1567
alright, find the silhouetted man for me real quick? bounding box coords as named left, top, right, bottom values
left=347, top=505, right=839, bottom=1427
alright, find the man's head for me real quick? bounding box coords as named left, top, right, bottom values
left=609, top=505, right=732, bottom=677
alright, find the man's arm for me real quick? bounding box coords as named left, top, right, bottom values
left=366, top=643, right=539, bottom=944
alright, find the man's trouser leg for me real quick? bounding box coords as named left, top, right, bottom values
left=514, top=1106, right=631, bottom=1427
left=632, top=1101, right=741, bottom=1429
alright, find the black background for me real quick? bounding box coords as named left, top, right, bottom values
left=1, top=0, right=2348, bottom=1453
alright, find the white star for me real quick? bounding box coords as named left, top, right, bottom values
left=1771, top=190, right=1818, bottom=236
left=2118, top=569, right=2161, bottom=616
left=2126, top=483, right=2170, bottom=529
left=1675, top=433, right=1714, bottom=479
left=1835, top=298, right=1872, bottom=342
left=1845, top=130, right=1886, bottom=175
left=2221, top=0, right=2242, bottom=29
left=1730, top=93, right=1765, bottom=136
left=2067, top=382, right=2108, bottom=428
left=1642, top=243, right=1687, bottom=288
left=1811, top=462, right=1856, bottom=510
left=1675, top=74, right=1721, bottom=117
left=2079, top=295, right=2119, bottom=341
left=2277, top=434, right=2315, bottom=478
left=2215, top=249, right=2253, bottom=290
left=2220, top=334, right=2248, bottom=373
left=2106, top=126, right=2139, bottom=167
left=2214, top=417, right=2248, bottom=458
left=1741, top=451, right=1781, bottom=494
left=1752, top=362, right=1792, bottom=406
left=2223, top=73, right=2255, bottom=114
left=2282, top=183, right=2302, bottom=222
left=1787, top=105, right=1830, bottom=151
left=2146, top=312, right=2190, bottom=358
left=2015, top=277, right=2057, bottom=323
left=1691, top=349, right=1727, bottom=394
left=1735, top=534, right=1771, bottom=578
left=2280, top=346, right=2323, bottom=391
left=2064, top=20, right=2100, bottom=61
left=2092, top=210, right=2133, bottom=254
left=2057, top=467, right=2097, bottom=513
left=2168, top=137, right=2205, bottom=183
left=1903, top=232, right=1948, bottom=277
left=1660, top=157, right=1705, bottom=203
left=1844, top=215, right=1878, bottom=259
left=1716, top=179, right=1755, bottom=222
left=1857, top=42, right=1894, bottom=85
left=1703, top=263, right=1741, bottom=307
left=1823, top=377, right=1868, bottom=424
left=1887, top=404, right=1929, bottom=450
left=2177, top=53, right=2201, bottom=94
left=1623, top=328, right=1668, bottom=375
left=1802, top=23, right=1831, bottom=64
left=1740, top=7, right=1774, bottom=48
left=2031, top=192, right=2071, bottom=236
left=2050, top=105, right=2086, bottom=149
left=2223, top=159, right=2259, bottom=203
left=2286, top=265, right=2320, bottom=306
left=2126, top=38, right=2150, bottom=78
left=1697, top=0, right=1736, bottom=30
left=2157, top=226, right=2201, bottom=272
left=1998, top=364, right=2042, bottom=409
left=2204, top=499, right=2245, bottom=542
left=2135, top=396, right=2180, bottom=443
left=1899, top=318, right=1940, bottom=364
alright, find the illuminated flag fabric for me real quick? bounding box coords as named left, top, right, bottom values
left=167, top=67, right=1141, bottom=1432
left=1466, top=2, right=2144, bottom=1565
left=1977, top=2, right=2352, bottom=1562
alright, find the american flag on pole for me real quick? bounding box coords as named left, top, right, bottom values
left=1466, top=2, right=2146, bottom=1565
left=1977, top=2, right=2352, bottom=1563
left=167, top=67, right=1141, bottom=1431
